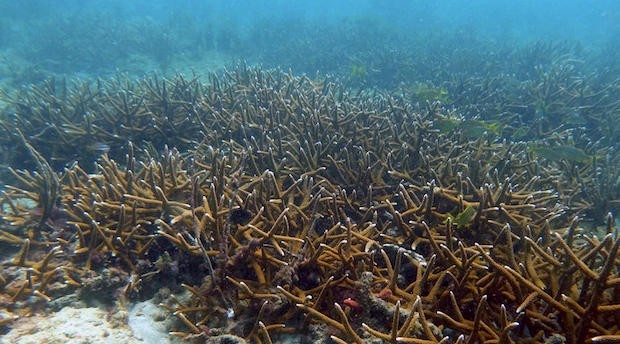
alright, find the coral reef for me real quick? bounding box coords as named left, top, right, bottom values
left=0, top=67, right=619, bottom=343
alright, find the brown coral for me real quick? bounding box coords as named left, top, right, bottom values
left=0, top=66, right=618, bottom=343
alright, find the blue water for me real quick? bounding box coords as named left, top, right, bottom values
left=1, top=0, right=619, bottom=81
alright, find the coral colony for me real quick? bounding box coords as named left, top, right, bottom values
left=0, top=66, right=619, bottom=343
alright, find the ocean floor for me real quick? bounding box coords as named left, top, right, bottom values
left=1, top=297, right=182, bottom=344
left=0, top=289, right=329, bottom=344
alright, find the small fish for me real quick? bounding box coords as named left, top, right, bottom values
left=412, top=83, right=450, bottom=103
left=343, top=297, right=362, bottom=310
left=530, top=145, right=590, bottom=163
left=460, top=120, right=501, bottom=137
left=444, top=206, right=477, bottom=229
left=350, top=64, right=368, bottom=79
left=433, top=117, right=461, bottom=133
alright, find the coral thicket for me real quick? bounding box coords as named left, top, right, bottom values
left=0, top=66, right=619, bottom=343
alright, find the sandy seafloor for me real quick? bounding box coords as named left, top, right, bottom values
left=2, top=298, right=182, bottom=344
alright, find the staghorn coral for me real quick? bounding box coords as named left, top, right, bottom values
left=0, top=66, right=618, bottom=343
left=0, top=73, right=207, bottom=173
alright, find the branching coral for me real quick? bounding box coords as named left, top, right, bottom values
left=0, top=67, right=618, bottom=343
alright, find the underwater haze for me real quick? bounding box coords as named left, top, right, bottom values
left=1, top=0, right=620, bottom=81
left=2, top=1, right=620, bottom=344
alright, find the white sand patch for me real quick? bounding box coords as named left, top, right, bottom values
left=1, top=306, right=141, bottom=344
left=128, top=301, right=180, bottom=344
